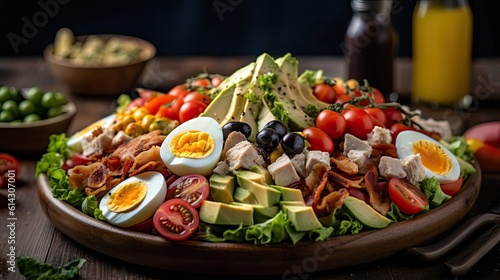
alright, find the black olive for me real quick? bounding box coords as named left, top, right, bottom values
left=255, top=128, right=280, bottom=152
left=263, top=120, right=287, bottom=140
left=222, top=121, right=252, bottom=140
left=281, top=132, right=305, bottom=156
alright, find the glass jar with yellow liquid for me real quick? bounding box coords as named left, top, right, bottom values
left=412, top=0, right=472, bottom=105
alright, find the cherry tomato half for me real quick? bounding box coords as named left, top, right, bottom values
left=0, top=153, right=19, bottom=189
left=315, top=109, right=346, bottom=140
left=302, top=127, right=334, bottom=154
left=179, top=100, right=207, bottom=123
left=166, top=174, right=209, bottom=208
left=388, top=177, right=429, bottom=215
left=440, top=177, right=463, bottom=196
left=341, top=107, right=374, bottom=140
left=313, top=83, right=337, bottom=104
left=153, top=198, right=199, bottom=241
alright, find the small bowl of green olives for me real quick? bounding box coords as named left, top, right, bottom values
left=0, top=85, right=76, bottom=155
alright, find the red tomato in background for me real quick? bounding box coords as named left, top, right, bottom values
left=353, top=87, right=385, bottom=106
left=331, top=78, right=347, bottom=96
left=153, top=198, right=199, bottom=241
left=315, top=110, right=346, bottom=140
left=440, top=177, right=463, bottom=196
left=341, top=107, right=374, bottom=140
left=156, top=96, right=185, bottom=121
left=183, top=92, right=211, bottom=106
left=313, top=83, right=337, bottom=103
left=302, top=127, right=335, bottom=154
left=166, top=174, right=209, bottom=209
left=383, top=107, right=404, bottom=127
left=211, top=76, right=224, bottom=87
left=143, top=94, right=177, bottom=115
left=335, top=94, right=352, bottom=105
left=390, top=123, right=416, bottom=143
left=364, top=108, right=387, bottom=127
left=0, top=153, right=18, bottom=189
left=167, top=84, right=190, bottom=98
left=388, top=177, right=429, bottom=215
left=190, top=78, right=211, bottom=88
left=178, top=101, right=207, bottom=123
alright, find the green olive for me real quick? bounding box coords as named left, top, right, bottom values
left=2, top=100, right=19, bottom=118
left=18, top=100, right=37, bottom=117
left=46, top=106, right=64, bottom=118
left=27, top=87, right=44, bottom=104
left=24, top=113, right=41, bottom=122
left=0, top=86, right=11, bottom=102
left=41, top=92, right=59, bottom=108
left=0, top=110, right=15, bottom=122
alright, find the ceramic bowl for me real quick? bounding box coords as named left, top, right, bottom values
left=0, top=102, right=76, bottom=155
left=44, top=35, right=156, bottom=96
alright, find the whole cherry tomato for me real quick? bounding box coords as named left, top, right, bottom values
left=302, top=127, right=335, bottom=154
left=341, top=107, right=374, bottom=140
left=315, top=109, right=346, bottom=140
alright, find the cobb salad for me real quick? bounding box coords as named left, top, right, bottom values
left=36, top=53, right=476, bottom=245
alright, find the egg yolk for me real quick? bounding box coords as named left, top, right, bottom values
left=169, top=130, right=214, bottom=158
left=412, top=140, right=452, bottom=175
left=106, top=181, right=148, bottom=213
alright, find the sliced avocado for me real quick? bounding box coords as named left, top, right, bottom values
left=274, top=54, right=328, bottom=114
left=455, top=156, right=476, bottom=176
left=209, top=173, right=235, bottom=204
left=238, top=53, right=278, bottom=141
left=234, top=187, right=258, bottom=204
left=263, top=54, right=315, bottom=131
left=232, top=202, right=280, bottom=223
left=236, top=171, right=281, bottom=207
left=342, top=196, right=392, bottom=229
left=201, top=84, right=236, bottom=123
left=199, top=200, right=254, bottom=226
left=297, top=69, right=332, bottom=110
left=219, top=80, right=252, bottom=128
left=257, top=100, right=277, bottom=132
left=279, top=200, right=306, bottom=208
left=212, top=62, right=255, bottom=93
left=280, top=204, right=322, bottom=231
left=249, top=164, right=274, bottom=185
left=271, top=185, right=304, bottom=202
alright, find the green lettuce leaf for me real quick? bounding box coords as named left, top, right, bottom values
left=387, top=202, right=414, bottom=222
left=419, top=177, right=451, bottom=208
left=17, top=256, right=86, bottom=280
left=49, top=168, right=85, bottom=208
left=81, top=195, right=106, bottom=221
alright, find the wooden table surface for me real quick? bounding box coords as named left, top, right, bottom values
left=0, top=56, right=499, bottom=280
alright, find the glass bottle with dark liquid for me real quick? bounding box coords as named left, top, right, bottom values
left=344, top=0, right=397, bottom=97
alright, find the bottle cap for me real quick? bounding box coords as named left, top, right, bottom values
left=351, top=0, right=392, bottom=12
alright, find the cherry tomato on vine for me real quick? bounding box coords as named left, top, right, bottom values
left=383, top=107, right=404, bottom=127
left=332, top=77, right=347, bottom=96
left=190, top=78, right=211, bottom=88
left=166, top=174, right=209, bottom=209
left=183, top=92, right=211, bottom=106
left=302, top=127, right=334, bottom=154
left=211, top=76, right=224, bottom=87
left=179, top=100, right=207, bottom=123
left=335, top=94, right=352, bottom=105
left=315, top=109, right=346, bottom=140
left=313, top=83, right=337, bottom=103
left=364, top=108, right=387, bottom=127
left=341, top=107, right=374, bottom=140
left=153, top=198, right=199, bottom=241
left=388, top=177, right=429, bottom=215
left=353, top=87, right=385, bottom=106
left=440, top=177, right=463, bottom=196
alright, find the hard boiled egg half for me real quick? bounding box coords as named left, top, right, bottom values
left=396, top=130, right=460, bottom=183
left=160, top=116, right=223, bottom=176
left=99, top=171, right=166, bottom=228
left=67, top=114, right=116, bottom=153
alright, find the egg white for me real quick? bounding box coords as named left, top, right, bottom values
left=396, top=130, right=460, bottom=183
left=160, top=116, right=223, bottom=176
left=67, top=114, right=116, bottom=152
left=99, top=171, right=166, bottom=228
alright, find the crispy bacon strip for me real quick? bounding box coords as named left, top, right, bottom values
left=129, top=146, right=162, bottom=174
left=86, top=163, right=109, bottom=189
left=315, top=188, right=349, bottom=214
left=327, top=170, right=363, bottom=188
left=129, top=161, right=157, bottom=177
left=112, top=130, right=165, bottom=159
left=364, top=166, right=390, bottom=216
left=68, top=162, right=102, bottom=190
left=372, top=143, right=398, bottom=158
left=330, top=151, right=358, bottom=175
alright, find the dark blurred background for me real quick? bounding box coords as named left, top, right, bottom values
left=1, top=0, right=499, bottom=58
